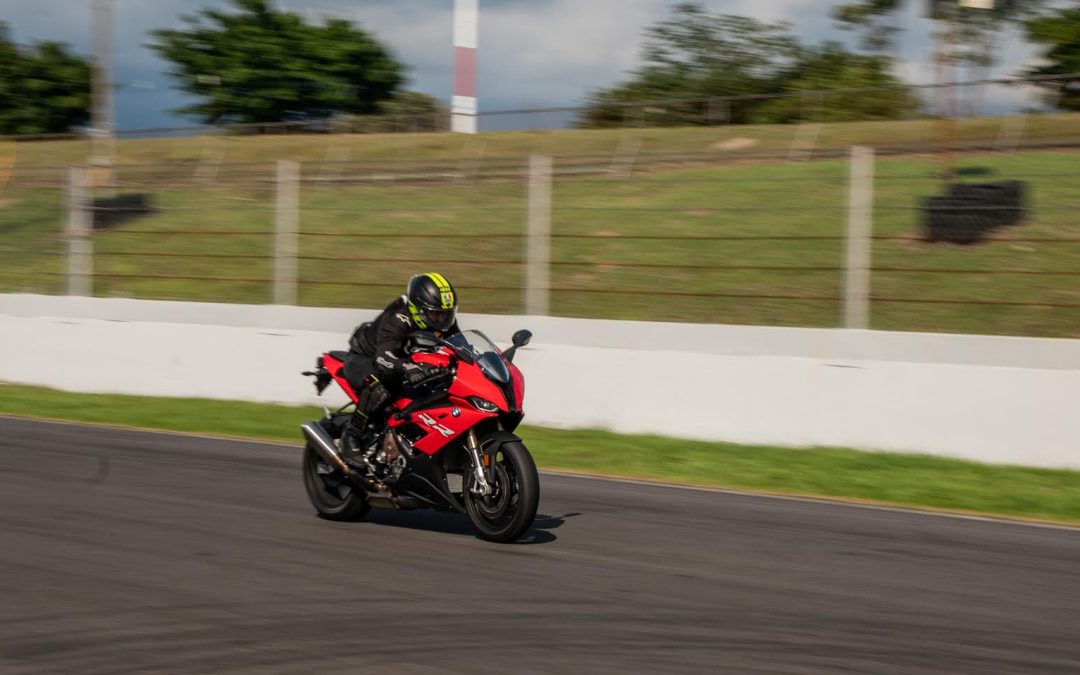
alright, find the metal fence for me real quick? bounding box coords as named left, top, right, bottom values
left=2, top=136, right=1079, bottom=337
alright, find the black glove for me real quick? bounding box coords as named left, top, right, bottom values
left=357, top=374, right=390, bottom=414
left=401, top=363, right=448, bottom=387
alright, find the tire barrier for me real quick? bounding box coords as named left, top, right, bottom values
left=922, top=180, right=1028, bottom=244
left=91, top=193, right=156, bottom=231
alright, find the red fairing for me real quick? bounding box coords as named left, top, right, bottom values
left=323, top=353, right=359, bottom=404
left=449, top=356, right=507, bottom=411
left=412, top=352, right=451, bottom=368
left=384, top=349, right=508, bottom=455
left=392, top=399, right=494, bottom=455
left=327, top=342, right=526, bottom=456
left=509, top=363, right=525, bottom=410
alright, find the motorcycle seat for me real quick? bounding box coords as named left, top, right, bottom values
left=327, top=350, right=350, bottom=363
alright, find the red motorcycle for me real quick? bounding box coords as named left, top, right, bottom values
left=300, top=329, right=539, bottom=542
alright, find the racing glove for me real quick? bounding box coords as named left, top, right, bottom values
left=401, top=362, right=449, bottom=387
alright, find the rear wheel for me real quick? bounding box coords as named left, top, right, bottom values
left=464, top=441, right=539, bottom=543
left=302, top=443, right=369, bottom=521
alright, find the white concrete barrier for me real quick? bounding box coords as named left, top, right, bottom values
left=1, top=294, right=1078, bottom=469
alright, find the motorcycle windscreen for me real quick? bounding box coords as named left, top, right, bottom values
left=447, top=330, right=509, bottom=384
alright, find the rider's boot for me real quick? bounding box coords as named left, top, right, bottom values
left=341, top=409, right=371, bottom=462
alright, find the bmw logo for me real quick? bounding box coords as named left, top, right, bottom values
left=451, top=408, right=461, bottom=417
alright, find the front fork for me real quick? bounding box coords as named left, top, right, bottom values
left=465, top=428, right=494, bottom=496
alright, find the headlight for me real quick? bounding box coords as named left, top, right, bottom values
left=469, top=397, right=499, bottom=412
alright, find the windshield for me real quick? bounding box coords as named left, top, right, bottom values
left=447, top=330, right=510, bottom=384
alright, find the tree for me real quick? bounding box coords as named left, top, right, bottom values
left=579, top=2, right=914, bottom=128
left=751, top=43, right=920, bottom=123
left=832, top=0, right=1049, bottom=71
left=0, top=23, right=90, bottom=135
left=149, top=0, right=406, bottom=124
left=333, top=91, right=449, bottom=133
left=377, top=91, right=448, bottom=126
left=1025, top=7, right=1080, bottom=111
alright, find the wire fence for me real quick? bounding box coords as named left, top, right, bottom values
left=3, top=135, right=1080, bottom=337
left=2, top=71, right=1076, bottom=141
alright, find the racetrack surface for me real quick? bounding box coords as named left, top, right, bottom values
left=2, top=417, right=1079, bottom=674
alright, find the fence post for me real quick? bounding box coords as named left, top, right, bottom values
left=66, top=166, right=93, bottom=296
left=525, top=155, right=552, bottom=316
left=274, top=160, right=299, bottom=306
left=844, top=146, right=874, bottom=329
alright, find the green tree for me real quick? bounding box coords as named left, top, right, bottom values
left=580, top=2, right=914, bottom=128
left=751, top=43, right=920, bottom=123
left=377, top=91, right=448, bottom=125
left=1025, top=6, right=1080, bottom=111
left=832, top=1, right=1048, bottom=69
left=333, top=91, right=449, bottom=133
left=149, top=0, right=405, bottom=124
left=0, top=22, right=90, bottom=135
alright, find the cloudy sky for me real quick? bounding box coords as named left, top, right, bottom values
left=1, top=0, right=1043, bottom=130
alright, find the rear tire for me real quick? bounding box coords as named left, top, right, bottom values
left=302, top=443, right=369, bottom=521
left=464, top=441, right=539, bottom=543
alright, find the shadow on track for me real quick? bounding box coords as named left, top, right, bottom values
left=357, top=510, right=581, bottom=544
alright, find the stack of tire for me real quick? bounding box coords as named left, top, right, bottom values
left=922, top=180, right=1027, bottom=244
left=91, top=193, right=156, bottom=231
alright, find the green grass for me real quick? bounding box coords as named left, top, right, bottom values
left=3, top=382, right=1080, bottom=525
left=2, top=121, right=1079, bottom=336
left=6, top=113, right=1080, bottom=169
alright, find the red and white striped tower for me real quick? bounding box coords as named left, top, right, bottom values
left=452, top=0, right=478, bottom=134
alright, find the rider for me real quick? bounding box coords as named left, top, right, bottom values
left=342, top=272, right=460, bottom=453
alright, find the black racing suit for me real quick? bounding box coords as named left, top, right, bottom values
left=344, top=296, right=459, bottom=416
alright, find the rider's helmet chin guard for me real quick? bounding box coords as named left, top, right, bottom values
left=406, top=272, right=458, bottom=333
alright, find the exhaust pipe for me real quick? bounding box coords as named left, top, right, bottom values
left=301, top=422, right=350, bottom=475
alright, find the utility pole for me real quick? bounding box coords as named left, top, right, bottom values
left=452, top=0, right=479, bottom=134
left=933, top=0, right=996, bottom=185
left=90, top=0, right=116, bottom=186
left=933, top=0, right=958, bottom=185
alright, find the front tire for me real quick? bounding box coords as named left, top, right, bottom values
left=302, top=443, right=370, bottom=521
left=464, top=441, right=540, bottom=543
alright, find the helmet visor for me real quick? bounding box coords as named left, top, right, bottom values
left=422, top=307, right=456, bottom=331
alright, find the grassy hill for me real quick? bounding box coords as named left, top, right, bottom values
left=3, top=113, right=1080, bottom=172
left=1, top=116, right=1079, bottom=337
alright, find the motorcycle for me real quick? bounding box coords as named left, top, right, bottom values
left=299, top=328, right=539, bottom=543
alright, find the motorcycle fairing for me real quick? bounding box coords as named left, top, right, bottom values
left=393, top=452, right=466, bottom=513
left=388, top=399, right=493, bottom=455
left=323, top=353, right=359, bottom=403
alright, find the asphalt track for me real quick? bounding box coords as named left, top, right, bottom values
left=2, top=417, right=1080, bottom=674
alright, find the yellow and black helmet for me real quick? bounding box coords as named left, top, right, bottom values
left=406, top=272, right=458, bottom=332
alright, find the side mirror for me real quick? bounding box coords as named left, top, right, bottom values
left=512, top=329, right=532, bottom=347
left=504, top=329, right=532, bottom=364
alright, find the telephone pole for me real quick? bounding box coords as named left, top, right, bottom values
left=90, top=0, right=115, bottom=184
left=452, top=0, right=478, bottom=134
left=934, top=2, right=958, bottom=185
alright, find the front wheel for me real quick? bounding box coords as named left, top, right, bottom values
left=302, top=443, right=369, bottom=521
left=464, top=441, right=539, bottom=543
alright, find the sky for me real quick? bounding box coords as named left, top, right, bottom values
left=0, top=0, right=1046, bottom=131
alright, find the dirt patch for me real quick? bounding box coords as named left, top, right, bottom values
left=711, top=137, right=759, bottom=152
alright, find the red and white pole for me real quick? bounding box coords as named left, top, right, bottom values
left=452, top=0, right=478, bottom=134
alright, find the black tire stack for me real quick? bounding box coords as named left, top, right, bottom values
left=91, top=193, right=156, bottom=230
left=922, top=180, right=1027, bottom=244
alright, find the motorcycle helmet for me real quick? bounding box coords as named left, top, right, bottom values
left=406, top=272, right=458, bottom=332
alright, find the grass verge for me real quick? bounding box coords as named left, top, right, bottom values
left=3, top=382, right=1079, bottom=525
left=3, top=151, right=1079, bottom=336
